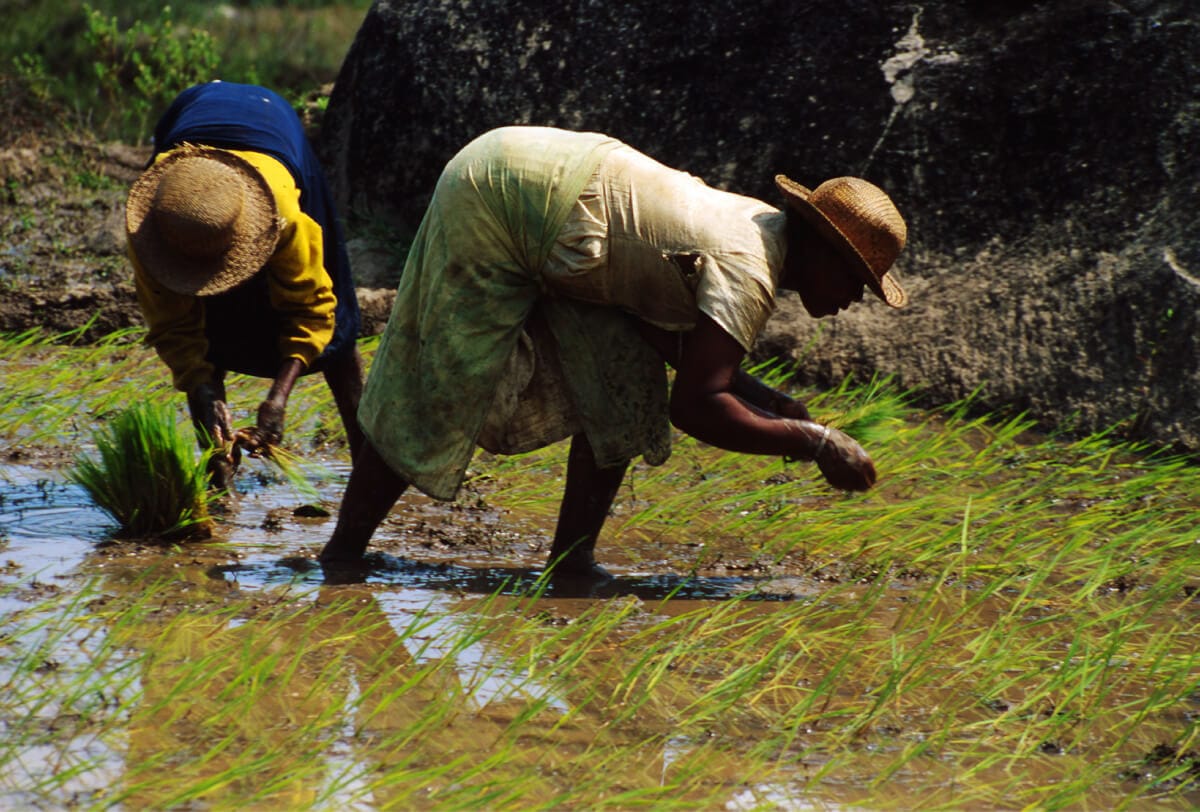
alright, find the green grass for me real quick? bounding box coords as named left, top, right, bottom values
left=4, top=1, right=371, bottom=143
left=69, top=401, right=213, bottom=539
left=2, top=326, right=1200, bottom=809
left=0, top=323, right=355, bottom=454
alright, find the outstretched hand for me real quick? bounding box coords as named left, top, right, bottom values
left=814, top=425, right=876, bottom=491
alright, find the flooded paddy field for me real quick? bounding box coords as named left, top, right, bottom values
left=3, top=331, right=1200, bottom=810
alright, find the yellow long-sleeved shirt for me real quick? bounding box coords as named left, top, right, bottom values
left=130, top=148, right=337, bottom=392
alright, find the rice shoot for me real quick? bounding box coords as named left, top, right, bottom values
left=70, top=402, right=214, bottom=540
left=818, top=373, right=912, bottom=444
left=246, top=441, right=322, bottom=501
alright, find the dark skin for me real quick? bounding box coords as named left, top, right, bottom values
left=319, top=213, right=882, bottom=580
left=542, top=229, right=875, bottom=576
left=190, top=348, right=366, bottom=492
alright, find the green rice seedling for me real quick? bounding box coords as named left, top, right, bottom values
left=0, top=328, right=378, bottom=457
left=810, top=372, right=914, bottom=445
left=9, top=331, right=1200, bottom=810
left=0, top=326, right=171, bottom=447
left=258, top=443, right=322, bottom=501
left=69, top=401, right=214, bottom=540
left=224, top=438, right=323, bottom=502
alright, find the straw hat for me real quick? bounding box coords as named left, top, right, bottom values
left=775, top=175, right=908, bottom=308
left=126, top=144, right=281, bottom=296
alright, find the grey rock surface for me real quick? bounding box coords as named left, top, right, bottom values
left=320, top=0, right=1200, bottom=451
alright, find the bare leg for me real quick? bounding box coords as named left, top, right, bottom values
left=319, top=439, right=409, bottom=564
left=322, top=346, right=366, bottom=459
left=547, top=433, right=629, bottom=578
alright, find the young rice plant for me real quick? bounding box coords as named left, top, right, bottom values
left=69, top=401, right=214, bottom=540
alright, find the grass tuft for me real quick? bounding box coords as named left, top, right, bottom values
left=69, top=402, right=213, bottom=540
left=6, top=330, right=1200, bottom=810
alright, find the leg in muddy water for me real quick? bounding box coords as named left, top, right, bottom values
left=322, top=345, right=365, bottom=459
left=319, top=439, right=409, bottom=567
left=547, top=433, right=628, bottom=581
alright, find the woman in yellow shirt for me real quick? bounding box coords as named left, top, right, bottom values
left=126, top=82, right=364, bottom=490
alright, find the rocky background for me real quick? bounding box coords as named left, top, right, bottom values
left=319, top=0, right=1200, bottom=450
left=3, top=2, right=1196, bottom=454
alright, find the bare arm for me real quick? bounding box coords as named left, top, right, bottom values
left=663, top=315, right=820, bottom=456
left=637, top=320, right=810, bottom=420
left=237, top=357, right=305, bottom=454
left=730, top=369, right=811, bottom=421
left=639, top=315, right=875, bottom=490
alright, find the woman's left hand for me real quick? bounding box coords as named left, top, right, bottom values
left=235, top=400, right=285, bottom=456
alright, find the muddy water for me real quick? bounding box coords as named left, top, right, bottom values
left=0, top=456, right=821, bottom=610
left=0, top=458, right=829, bottom=807
left=2, top=458, right=1197, bottom=810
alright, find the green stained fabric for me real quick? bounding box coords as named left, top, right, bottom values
left=359, top=127, right=671, bottom=500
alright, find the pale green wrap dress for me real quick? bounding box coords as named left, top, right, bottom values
left=360, top=126, right=786, bottom=500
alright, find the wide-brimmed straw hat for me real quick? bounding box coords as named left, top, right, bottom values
left=775, top=175, right=908, bottom=308
left=126, top=144, right=281, bottom=296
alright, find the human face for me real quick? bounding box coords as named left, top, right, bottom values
left=784, top=235, right=867, bottom=318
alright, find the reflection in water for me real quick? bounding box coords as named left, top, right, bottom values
left=373, top=590, right=570, bottom=715
left=0, top=464, right=133, bottom=803
left=216, top=552, right=813, bottom=602
left=5, top=460, right=1198, bottom=809
left=0, top=461, right=647, bottom=806
left=0, top=464, right=1041, bottom=808
left=0, top=467, right=111, bottom=603
left=727, top=784, right=859, bottom=811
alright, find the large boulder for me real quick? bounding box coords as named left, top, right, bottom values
left=319, top=0, right=1200, bottom=451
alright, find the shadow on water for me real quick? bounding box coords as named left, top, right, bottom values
left=209, top=552, right=807, bottom=601
left=0, top=461, right=811, bottom=605
left=6, top=457, right=1199, bottom=810
left=0, top=460, right=849, bottom=809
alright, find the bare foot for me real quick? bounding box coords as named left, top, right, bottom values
left=546, top=554, right=614, bottom=584
left=318, top=553, right=373, bottom=585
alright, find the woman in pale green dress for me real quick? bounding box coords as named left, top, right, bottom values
left=320, top=126, right=908, bottom=579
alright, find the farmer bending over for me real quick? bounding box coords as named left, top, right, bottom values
left=125, top=81, right=364, bottom=490
left=319, top=126, right=907, bottom=578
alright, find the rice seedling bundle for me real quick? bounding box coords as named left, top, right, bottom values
left=70, top=402, right=213, bottom=540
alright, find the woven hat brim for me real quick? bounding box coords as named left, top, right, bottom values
left=126, top=144, right=280, bottom=297
left=775, top=175, right=907, bottom=308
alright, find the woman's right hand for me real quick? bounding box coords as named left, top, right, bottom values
left=187, top=384, right=239, bottom=491
left=814, top=425, right=876, bottom=491
left=189, top=384, right=234, bottom=447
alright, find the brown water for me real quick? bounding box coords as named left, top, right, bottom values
left=2, top=457, right=1198, bottom=810
left=0, top=459, right=825, bottom=806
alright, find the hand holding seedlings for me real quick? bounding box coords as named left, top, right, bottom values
left=230, top=398, right=287, bottom=458
left=203, top=398, right=282, bottom=473
left=811, top=423, right=877, bottom=491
